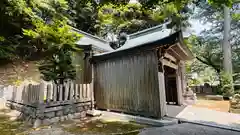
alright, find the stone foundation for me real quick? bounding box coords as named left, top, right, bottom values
left=230, top=94, right=240, bottom=114
left=7, top=100, right=92, bottom=128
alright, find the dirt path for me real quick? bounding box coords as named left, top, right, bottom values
left=193, top=100, right=230, bottom=112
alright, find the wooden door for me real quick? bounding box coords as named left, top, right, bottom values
left=164, top=67, right=178, bottom=105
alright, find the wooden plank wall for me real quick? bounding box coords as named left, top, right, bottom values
left=73, top=51, right=92, bottom=84
left=94, top=51, right=162, bottom=118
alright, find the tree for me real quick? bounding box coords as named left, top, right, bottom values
left=187, top=35, right=222, bottom=76
left=0, top=0, right=82, bottom=85
left=0, top=0, right=72, bottom=60
left=188, top=0, right=240, bottom=95
left=24, top=19, right=82, bottom=84
left=67, top=0, right=193, bottom=38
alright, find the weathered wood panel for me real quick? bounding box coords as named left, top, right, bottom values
left=73, top=51, right=92, bottom=84
left=94, top=51, right=162, bottom=118
left=158, top=72, right=167, bottom=117
left=176, top=64, right=183, bottom=105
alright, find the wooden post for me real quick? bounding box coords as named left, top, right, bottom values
left=59, top=85, right=63, bottom=101
left=90, top=50, right=94, bottom=109
left=158, top=72, right=167, bottom=117
left=180, top=62, right=187, bottom=94
left=176, top=62, right=183, bottom=105
left=53, top=84, right=57, bottom=102
left=158, top=60, right=167, bottom=117
left=34, top=82, right=45, bottom=128
left=74, top=84, right=78, bottom=99
left=39, top=82, right=45, bottom=103
left=69, top=82, right=74, bottom=100
left=83, top=84, right=86, bottom=99
left=64, top=82, right=69, bottom=101
left=46, top=84, right=52, bottom=102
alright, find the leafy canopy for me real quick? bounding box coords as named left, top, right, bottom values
left=0, top=0, right=82, bottom=83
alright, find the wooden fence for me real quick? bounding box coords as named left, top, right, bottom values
left=190, top=85, right=218, bottom=94
left=3, top=81, right=93, bottom=127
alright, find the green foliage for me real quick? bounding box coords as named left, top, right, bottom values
left=232, top=13, right=240, bottom=20
left=67, top=0, right=193, bottom=38
left=67, top=0, right=99, bottom=34
left=0, top=0, right=72, bottom=60
left=187, top=35, right=222, bottom=74
left=220, top=72, right=234, bottom=97
left=23, top=15, right=82, bottom=84
left=38, top=50, right=77, bottom=84
left=98, top=1, right=191, bottom=34
left=188, top=78, right=201, bottom=86
left=23, top=19, right=82, bottom=52
left=190, top=0, right=240, bottom=85
left=0, top=0, right=82, bottom=83
left=208, top=0, right=234, bottom=7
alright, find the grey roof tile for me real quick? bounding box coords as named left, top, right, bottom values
left=73, top=28, right=114, bottom=52
left=94, top=23, right=173, bottom=56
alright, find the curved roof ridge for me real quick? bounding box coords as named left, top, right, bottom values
left=128, top=22, right=170, bottom=39
left=72, top=27, right=109, bottom=43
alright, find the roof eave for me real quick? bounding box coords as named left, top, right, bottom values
left=178, top=31, right=194, bottom=60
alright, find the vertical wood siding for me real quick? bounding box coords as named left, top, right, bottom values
left=73, top=51, right=92, bottom=84
left=94, top=51, right=162, bottom=118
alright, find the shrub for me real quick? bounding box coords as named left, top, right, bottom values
left=220, top=72, right=234, bottom=97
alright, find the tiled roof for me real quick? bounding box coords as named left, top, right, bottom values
left=94, top=22, right=173, bottom=56
left=73, top=28, right=114, bottom=52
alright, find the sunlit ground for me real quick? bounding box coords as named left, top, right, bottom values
left=193, top=100, right=230, bottom=112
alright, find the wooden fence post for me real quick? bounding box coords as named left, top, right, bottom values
left=53, top=84, right=57, bottom=102
left=69, top=82, right=74, bottom=100
left=59, top=85, right=63, bottom=101
left=74, top=84, right=78, bottom=99
left=34, top=82, right=46, bottom=128
left=46, top=84, right=52, bottom=102
left=64, top=82, right=69, bottom=101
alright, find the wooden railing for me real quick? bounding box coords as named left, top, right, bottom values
left=3, top=81, right=94, bottom=127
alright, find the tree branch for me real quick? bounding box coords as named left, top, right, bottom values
left=196, top=56, right=221, bottom=73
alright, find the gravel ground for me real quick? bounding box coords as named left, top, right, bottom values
left=23, top=123, right=240, bottom=135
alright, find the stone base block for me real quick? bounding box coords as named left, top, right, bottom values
left=205, top=95, right=223, bottom=101
left=87, top=109, right=102, bottom=117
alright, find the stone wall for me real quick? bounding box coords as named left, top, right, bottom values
left=8, top=100, right=92, bottom=127
left=230, top=94, right=240, bottom=114
left=0, top=61, right=41, bottom=86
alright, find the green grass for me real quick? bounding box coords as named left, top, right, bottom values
left=0, top=114, right=25, bottom=135
left=64, top=120, right=146, bottom=135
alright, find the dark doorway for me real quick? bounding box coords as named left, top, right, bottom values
left=164, top=66, right=178, bottom=105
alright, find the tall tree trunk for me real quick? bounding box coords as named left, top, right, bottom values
left=223, top=5, right=234, bottom=93
left=223, top=5, right=232, bottom=74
